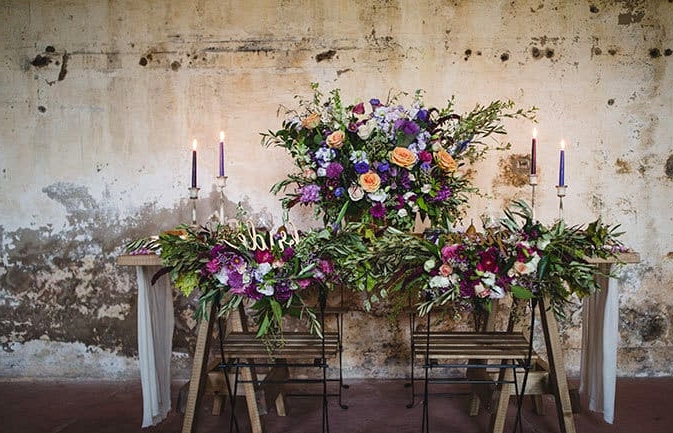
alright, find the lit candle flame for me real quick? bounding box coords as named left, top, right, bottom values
left=220, top=131, right=225, bottom=141
left=560, top=139, right=565, bottom=150
left=192, top=139, right=197, bottom=151
left=533, top=127, right=537, bottom=139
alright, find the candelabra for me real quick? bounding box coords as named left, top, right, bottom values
left=529, top=173, right=538, bottom=221
left=188, top=186, right=200, bottom=225
left=216, top=175, right=228, bottom=224
left=556, top=184, right=567, bottom=221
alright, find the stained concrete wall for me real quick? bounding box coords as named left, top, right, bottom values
left=0, top=0, right=671, bottom=379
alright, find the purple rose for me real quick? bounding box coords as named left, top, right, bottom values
left=394, top=119, right=420, bottom=136
left=326, top=162, right=343, bottom=179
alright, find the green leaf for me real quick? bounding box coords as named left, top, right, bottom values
left=511, top=285, right=535, bottom=299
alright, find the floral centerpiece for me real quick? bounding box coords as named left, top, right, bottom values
left=337, top=201, right=625, bottom=318
left=262, top=83, right=536, bottom=231
left=127, top=221, right=340, bottom=341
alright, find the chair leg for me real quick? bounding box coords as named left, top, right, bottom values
left=490, top=368, right=514, bottom=433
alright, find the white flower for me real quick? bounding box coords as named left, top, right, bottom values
left=490, top=285, right=506, bottom=299
left=536, top=236, right=551, bottom=251
left=397, top=208, right=408, bottom=218
left=317, top=167, right=327, bottom=177
left=348, top=185, right=365, bottom=201
left=429, top=275, right=451, bottom=288
left=254, top=263, right=272, bottom=280
left=215, top=268, right=229, bottom=285
left=257, top=284, right=274, bottom=296
left=357, top=121, right=376, bottom=140
left=481, top=271, right=497, bottom=287
left=421, top=184, right=432, bottom=194
left=368, top=189, right=388, bottom=202
left=403, top=191, right=416, bottom=200
left=424, top=258, right=436, bottom=272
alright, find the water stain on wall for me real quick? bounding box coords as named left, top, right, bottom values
left=0, top=182, right=191, bottom=357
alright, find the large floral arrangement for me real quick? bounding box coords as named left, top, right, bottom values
left=262, top=83, right=535, bottom=231
left=337, top=201, right=625, bottom=317
left=127, top=221, right=340, bottom=340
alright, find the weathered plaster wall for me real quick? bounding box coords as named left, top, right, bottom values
left=0, top=0, right=671, bottom=379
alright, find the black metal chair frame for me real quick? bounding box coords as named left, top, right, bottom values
left=216, top=285, right=348, bottom=433
left=414, top=299, right=537, bottom=433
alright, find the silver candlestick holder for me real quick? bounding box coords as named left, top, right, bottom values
left=556, top=184, right=567, bottom=221
left=188, top=186, right=200, bottom=225
left=216, top=176, right=228, bottom=224
left=529, top=173, right=538, bottom=221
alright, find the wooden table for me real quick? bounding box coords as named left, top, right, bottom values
left=491, top=252, right=640, bottom=433
left=117, top=254, right=264, bottom=433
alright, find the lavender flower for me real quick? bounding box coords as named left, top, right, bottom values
left=299, top=184, right=321, bottom=203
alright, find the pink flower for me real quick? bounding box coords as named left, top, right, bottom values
left=439, top=263, right=453, bottom=276
left=254, top=249, right=274, bottom=264
left=205, top=258, right=221, bottom=274
left=352, top=102, right=365, bottom=115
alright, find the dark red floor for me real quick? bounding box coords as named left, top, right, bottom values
left=1, top=377, right=672, bottom=433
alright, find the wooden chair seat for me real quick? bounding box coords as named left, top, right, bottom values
left=223, top=331, right=340, bottom=360
left=412, top=331, right=535, bottom=361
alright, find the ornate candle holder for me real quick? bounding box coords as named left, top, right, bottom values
left=188, top=186, right=200, bottom=225
left=529, top=173, right=538, bottom=221
left=556, top=184, right=567, bottom=221
left=215, top=176, right=228, bottom=224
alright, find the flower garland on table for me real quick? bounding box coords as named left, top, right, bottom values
left=126, top=221, right=339, bottom=343
left=262, top=83, right=536, bottom=231
left=341, top=201, right=625, bottom=319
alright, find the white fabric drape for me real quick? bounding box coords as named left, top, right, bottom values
left=136, top=266, right=175, bottom=428
left=580, top=270, right=618, bottom=424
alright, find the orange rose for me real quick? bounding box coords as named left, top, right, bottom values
left=301, top=112, right=321, bottom=129
left=390, top=147, right=417, bottom=168
left=359, top=171, right=381, bottom=193
left=435, top=149, right=457, bottom=172
left=326, top=130, right=345, bottom=149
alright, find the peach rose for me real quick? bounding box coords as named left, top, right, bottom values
left=301, top=112, right=321, bottom=129
left=439, top=263, right=453, bottom=276
left=326, top=130, right=345, bottom=149
left=358, top=171, right=381, bottom=193
left=435, top=149, right=457, bottom=172
left=390, top=147, right=417, bottom=169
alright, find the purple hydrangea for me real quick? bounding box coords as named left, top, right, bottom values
left=299, top=184, right=321, bottom=203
